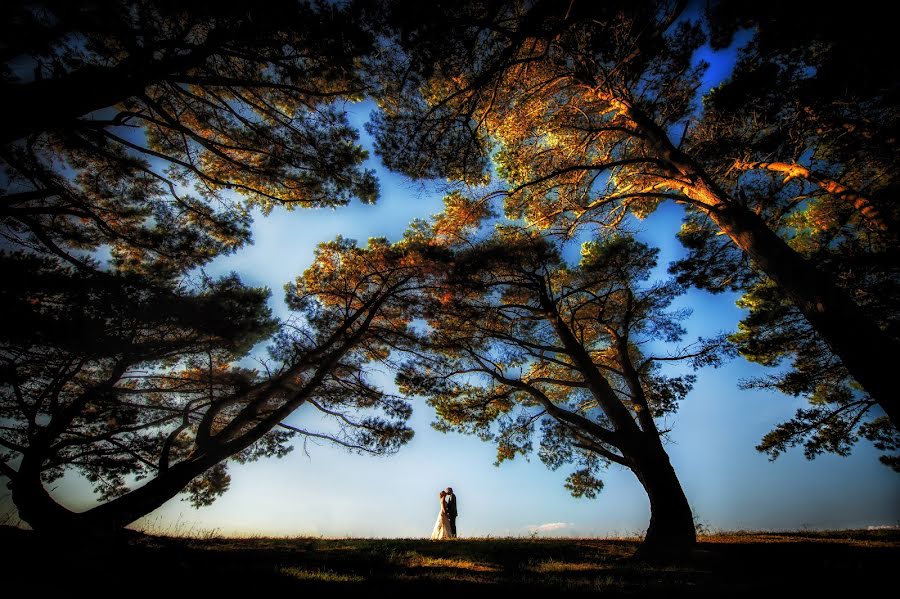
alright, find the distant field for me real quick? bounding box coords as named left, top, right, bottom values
left=4, top=527, right=897, bottom=595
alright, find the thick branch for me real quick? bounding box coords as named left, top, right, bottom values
left=1, top=46, right=213, bottom=144
left=731, top=160, right=891, bottom=231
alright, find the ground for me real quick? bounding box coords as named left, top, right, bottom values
left=4, top=526, right=897, bottom=596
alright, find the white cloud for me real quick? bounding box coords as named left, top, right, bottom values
left=527, top=522, right=574, bottom=533
left=867, top=524, right=899, bottom=530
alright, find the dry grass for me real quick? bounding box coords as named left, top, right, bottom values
left=278, top=566, right=365, bottom=583
left=698, top=529, right=899, bottom=547
left=402, top=552, right=501, bottom=572
left=527, top=559, right=609, bottom=573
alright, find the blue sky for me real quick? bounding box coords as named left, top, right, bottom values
left=14, top=26, right=898, bottom=539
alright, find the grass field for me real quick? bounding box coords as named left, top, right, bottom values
left=4, top=526, right=897, bottom=596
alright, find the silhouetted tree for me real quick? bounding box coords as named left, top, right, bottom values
left=1, top=0, right=378, bottom=276
left=365, top=0, right=899, bottom=465
left=398, top=229, right=730, bottom=557
left=1, top=237, right=425, bottom=535
left=0, top=1, right=415, bottom=535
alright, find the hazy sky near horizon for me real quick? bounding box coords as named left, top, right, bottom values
left=12, top=26, right=899, bottom=539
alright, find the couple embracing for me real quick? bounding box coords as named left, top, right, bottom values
left=431, top=487, right=458, bottom=539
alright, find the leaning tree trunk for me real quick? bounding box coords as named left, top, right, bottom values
left=11, top=450, right=226, bottom=538
left=10, top=458, right=83, bottom=534
left=11, top=326, right=357, bottom=537
left=700, top=194, right=900, bottom=427
left=623, top=99, right=900, bottom=428
left=628, top=437, right=696, bottom=560
left=12, top=409, right=288, bottom=537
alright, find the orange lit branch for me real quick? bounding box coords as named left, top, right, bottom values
left=731, top=160, right=889, bottom=231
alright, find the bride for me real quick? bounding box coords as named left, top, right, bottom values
left=431, top=490, right=452, bottom=540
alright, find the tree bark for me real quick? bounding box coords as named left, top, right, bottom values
left=730, top=160, right=891, bottom=232
left=628, top=437, right=696, bottom=559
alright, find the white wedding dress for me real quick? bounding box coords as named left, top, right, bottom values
left=431, top=499, right=452, bottom=540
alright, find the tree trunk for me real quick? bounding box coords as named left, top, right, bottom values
left=623, top=99, right=899, bottom=428
left=10, top=471, right=80, bottom=534
left=1, top=49, right=211, bottom=145
left=628, top=438, right=696, bottom=560
left=701, top=194, right=900, bottom=428
left=11, top=452, right=224, bottom=538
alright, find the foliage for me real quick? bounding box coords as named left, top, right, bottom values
left=0, top=252, right=278, bottom=500
left=0, top=234, right=426, bottom=530
left=397, top=229, right=730, bottom=499
left=366, top=0, right=899, bottom=467
left=0, top=0, right=381, bottom=348
left=681, top=3, right=900, bottom=469
left=0, top=1, right=410, bottom=531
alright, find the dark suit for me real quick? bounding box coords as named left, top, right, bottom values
left=445, top=493, right=457, bottom=537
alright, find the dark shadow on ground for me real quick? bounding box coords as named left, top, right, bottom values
left=3, top=526, right=897, bottom=596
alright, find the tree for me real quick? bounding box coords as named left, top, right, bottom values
left=398, top=230, right=729, bottom=557
left=1, top=0, right=378, bottom=277
left=0, top=0, right=414, bottom=536
left=672, top=2, right=899, bottom=469
left=729, top=278, right=899, bottom=472
left=365, top=0, right=900, bottom=460
left=1, top=236, right=426, bottom=536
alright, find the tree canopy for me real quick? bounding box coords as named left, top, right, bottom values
left=1, top=0, right=379, bottom=279
left=365, top=0, right=899, bottom=468
left=1, top=235, right=428, bottom=534
left=681, top=2, right=900, bottom=471
left=0, top=0, right=406, bottom=535
left=2, top=0, right=895, bottom=543
left=397, top=228, right=730, bottom=554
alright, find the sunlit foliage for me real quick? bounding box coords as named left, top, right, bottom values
left=366, top=0, right=899, bottom=467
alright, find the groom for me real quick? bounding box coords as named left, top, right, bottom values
left=444, top=487, right=458, bottom=538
